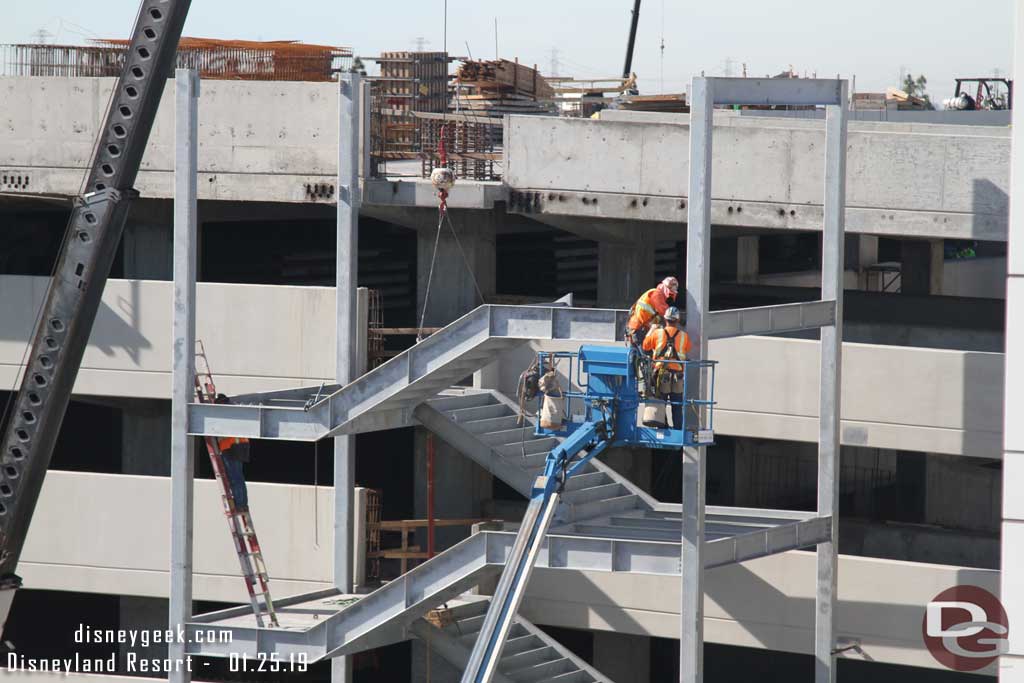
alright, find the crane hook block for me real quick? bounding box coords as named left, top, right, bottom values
left=430, top=167, right=455, bottom=192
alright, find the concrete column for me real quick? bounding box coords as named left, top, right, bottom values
left=417, top=210, right=496, bottom=327
left=597, top=237, right=654, bottom=309
left=593, top=631, right=651, bottom=683
left=414, top=208, right=496, bottom=548
left=119, top=596, right=169, bottom=672
left=122, top=399, right=171, bottom=476
left=600, top=447, right=653, bottom=494
left=845, top=234, right=878, bottom=290
left=900, top=239, right=943, bottom=295
left=411, top=640, right=462, bottom=683
left=413, top=428, right=491, bottom=552
left=123, top=218, right=173, bottom=280
left=736, top=235, right=759, bottom=285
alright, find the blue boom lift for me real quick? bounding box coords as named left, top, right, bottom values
left=461, top=344, right=717, bottom=683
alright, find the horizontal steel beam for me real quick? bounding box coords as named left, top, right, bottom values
left=709, top=77, right=845, bottom=106
left=185, top=515, right=828, bottom=661
left=707, top=300, right=836, bottom=339
left=703, top=515, right=832, bottom=567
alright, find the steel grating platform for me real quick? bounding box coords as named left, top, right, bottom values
left=185, top=509, right=830, bottom=662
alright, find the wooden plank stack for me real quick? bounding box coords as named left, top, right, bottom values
left=617, top=93, right=689, bottom=113
left=452, top=59, right=555, bottom=116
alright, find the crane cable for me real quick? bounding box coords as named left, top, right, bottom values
left=417, top=0, right=487, bottom=342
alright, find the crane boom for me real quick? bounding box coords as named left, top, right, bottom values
left=622, top=0, right=642, bottom=79
left=0, top=0, right=192, bottom=630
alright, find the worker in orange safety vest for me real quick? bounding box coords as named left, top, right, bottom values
left=625, top=276, right=679, bottom=347
left=215, top=394, right=251, bottom=511
left=641, top=306, right=691, bottom=429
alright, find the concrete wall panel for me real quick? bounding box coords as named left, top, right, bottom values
left=521, top=552, right=999, bottom=673
left=498, top=337, right=1003, bottom=457
left=20, top=471, right=334, bottom=603
left=0, top=276, right=335, bottom=398
left=506, top=115, right=1009, bottom=237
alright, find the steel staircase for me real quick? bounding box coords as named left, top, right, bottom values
left=410, top=598, right=613, bottom=683
left=188, top=304, right=627, bottom=441
left=414, top=389, right=659, bottom=527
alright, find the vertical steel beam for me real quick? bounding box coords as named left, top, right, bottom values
left=333, top=72, right=361, bottom=683
left=681, top=76, right=713, bottom=683
left=356, top=287, right=369, bottom=377
left=815, top=82, right=848, bottom=683
left=169, top=68, right=199, bottom=683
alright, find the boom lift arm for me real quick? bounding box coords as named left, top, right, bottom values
left=461, top=420, right=613, bottom=683
left=0, top=0, right=192, bottom=632
left=461, top=345, right=717, bottom=683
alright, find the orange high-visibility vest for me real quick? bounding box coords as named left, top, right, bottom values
left=218, top=436, right=249, bottom=453
left=627, top=288, right=672, bottom=331
left=642, top=325, right=692, bottom=372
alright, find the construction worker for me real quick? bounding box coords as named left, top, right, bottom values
left=641, top=306, right=691, bottom=429
left=626, top=276, right=679, bottom=347
left=215, top=394, right=251, bottom=512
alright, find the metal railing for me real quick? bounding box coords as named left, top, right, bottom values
left=535, top=349, right=717, bottom=442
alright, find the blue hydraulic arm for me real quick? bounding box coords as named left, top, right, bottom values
left=460, top=421, right=612, bottom=683
left=461, top=344, right=717, bottom=683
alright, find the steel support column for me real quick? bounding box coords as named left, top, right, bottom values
left=681, top=76, right=714, bottom=683
left=815, top=83, right=848, bottom=683
left=681, top=76, right=847, bottom=683
left=169, top=68, right=199, bottom=683
left=333, top=72, right=361, bottom=683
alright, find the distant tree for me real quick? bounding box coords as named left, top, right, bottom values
left=901, top=73, right=935, bottom=110
left=350, top=56, right=367, bottom=76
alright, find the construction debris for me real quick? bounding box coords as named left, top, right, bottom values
left=425, top=607, right=457, bottom=629
left=852, top=88, right=930, bottom=111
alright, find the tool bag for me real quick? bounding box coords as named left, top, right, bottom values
left=538, top=369, right=565, bottom=430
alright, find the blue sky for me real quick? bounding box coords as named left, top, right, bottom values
left=2, top=0, right=1013, bottom=103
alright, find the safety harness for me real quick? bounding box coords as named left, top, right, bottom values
left=653, top=327, right=684, bottom=394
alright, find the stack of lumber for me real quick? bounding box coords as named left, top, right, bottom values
left=617, top=93, right=689, bottom=113
left=452, top=59, right=555, bottom=116
left=885, top=87, right=929, bottom=110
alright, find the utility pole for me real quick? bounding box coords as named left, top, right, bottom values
left=549, top=48, right=560, bottom=77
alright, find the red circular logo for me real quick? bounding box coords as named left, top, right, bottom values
left=922, top=585, right=1008, bottom=671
